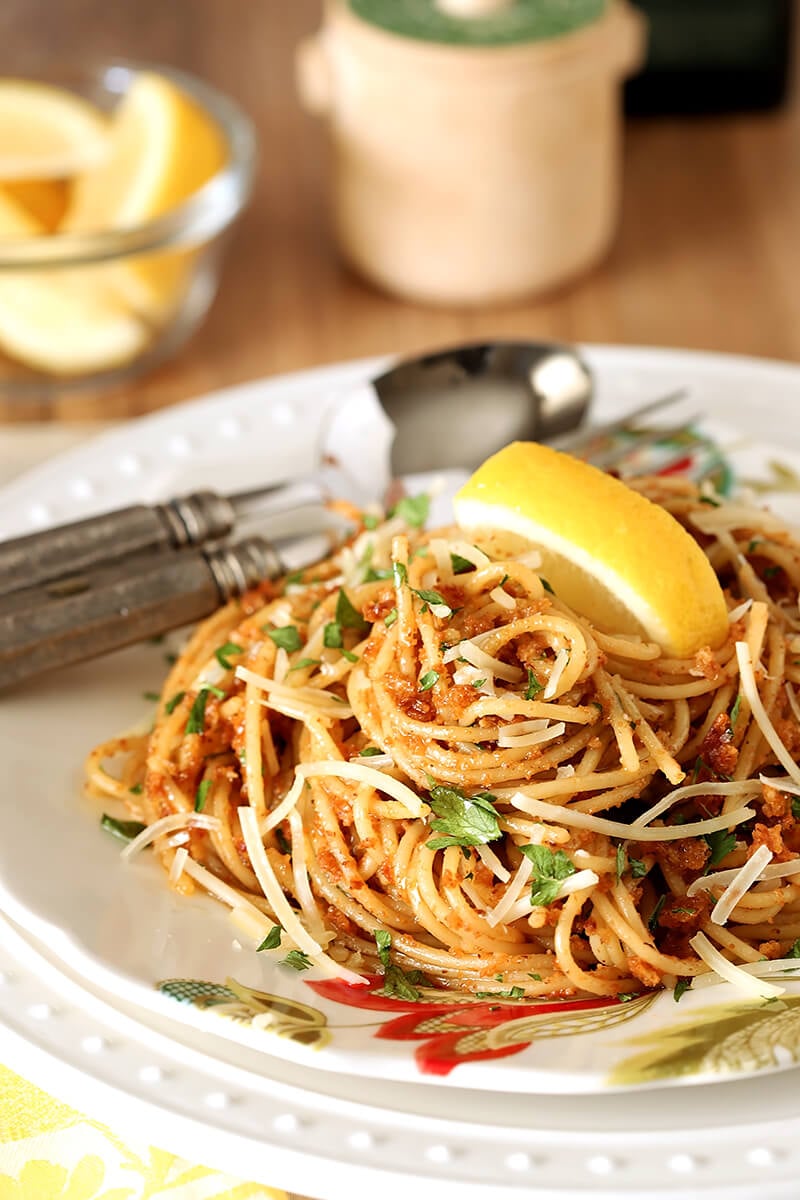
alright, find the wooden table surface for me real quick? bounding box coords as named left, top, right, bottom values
left=2, top=0, right=800, bottom=424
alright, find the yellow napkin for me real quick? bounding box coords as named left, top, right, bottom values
left=0, top=1066, right=287, bottom=1200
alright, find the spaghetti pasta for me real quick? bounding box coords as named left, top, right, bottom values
left=86, top=476, right=800, bottom=1000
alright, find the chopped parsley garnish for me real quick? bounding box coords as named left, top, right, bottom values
left=617, top=992, right=639, bottom=1003
left=475, top=986, right=525, bottom=1000
left=374, top=930, right=423, bottom=1000
left=419, top=670, right=439, bottom=691
left=692, top=756, right=707, bottom=784
left=528, top=972, right=542, bottom=981
left=450, top=553, right=474, bottom=575
left=257, top=925, right=282, bottom=952
left=788, top=939, right=800, bottom=959
left=392, top=561, right=408, bottom=588
left=615, top=844, right=626, bottom=880
left=143, top=690, right=160, bottom=703
left=524, top=668, right=543, bottom=701
left=519, top=844, right=576, bottom=907
left=359, top=746, right=384, bottom=757
left=165, top=690, right=185, bottom=715
left=703, top=828, right=737, bottom=869
left=336, top=587, right=369, bottom=633
left=730, top=693, right=742, bottom=728
left=413, top=587, right=449, bottom=608
left=629, top=856, right=649, bottom=879
left=342, top=649, right=359, bottom=663
left=472, top=678, right=487, bottom=689
left=281, top=949, right=312, bottom=972
left=284, top=569, right=305, bottom=588
left=391, top=493, right=430, bottom=529
left=792, top=798, right=800, bottom=821
left=214, top=640, right=245, bottom=669
left=267, top=626, right=302, bottom=653
left=323, top=621, right=343, bottom=648
left=288, top=657, right=320, bottom=673
left=699, top=494, right=721, bottom=507
left=101, top=814, right=146, bottom=842
left=364, top=567, right=393, bottom=583
left=275, top=828, right=291, bottom=856
left=129, top=782, right=144, bottom=796
left=195, top=778, right=212, bottom=812
left=673, top=978, right=692, bottom=1002
left=363, top=513, right=380, bottom=530
left=540, top=578, right=555, bottom=595
left=648, top=895, right=666, bottom=931
left=763, top=565, right=782, bottom=579
left=185, top=685, right=225, bottom=735
left=426, top=784, right=501, bottom=850
left=384, top=607, right=398, bottom=628
left=746, top=539, right=761, bottom=554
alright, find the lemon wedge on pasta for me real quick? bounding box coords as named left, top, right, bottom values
left=453, top=440, right=728, bottom=658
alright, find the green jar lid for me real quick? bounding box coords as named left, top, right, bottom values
left=347, top=0, right=606, bottom=46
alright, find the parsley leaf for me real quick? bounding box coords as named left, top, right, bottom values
left=101, top=814, right=146, bottom=842
left=195, top=778, right=212, bottom=812
left=384, top=607, right=398, bottom=628
left=215, top=641, right=244, bottom=669
left=288, top=657, right=320, bottom=673
left=629, top=856, right=649, bottom=879
left=648, top=895, right=666, bottom=931
left=185, top=685, right=225, bottom=735
left=129, top=782, right=144, bottom=796
left=413, top=587, right=449, bottom=608
left=730, top=693, right=742, bottom=728
left=788, top=939, right=800, bottom=959
left=363, top=513, right=380, bottom=530
left=323, top=621, right=343, bottom=648
left=615, top=844, right=626, bottom=880
left=792, top=797, right=800, bottom=821
left=275, top=828, right=291, bottom=856
left=336, top=588, right=369, bottom=633
left=391, top=493, right=430, bottom=529
left=450, top=553, right=474, bottom=575
left=364, top=567, right=393, bottom=583
left=519, top=844, right=576, bottom=907
left=540, top=578, right=555, bottom=595
left=359, top=746, right=383, bottom=757
left=426, top=784, right=501, bottom=850
left=703, top=828, right=737, bottom=869
left=374, top=930, right=423, bottom=1000
left=419, top=670, right=439, bottom=691
left=281, top=949, right=312, bottom=972
left=143, top=690, right=160, bottom=703
left=475, top=986, right=525, bottom=1000
left=524, top=668, right=543, bottom=701
left=392, top=561, right=408, bottom=588
left=342, top=649, right=359, bottom=664
left=673, top=978, right=692, bottom=1002
left=267, top=626, right=302, bottom=653
left=617, top=992, right=639, bottom=1003
left=257, top=926, right=282, bottom=952
left=165, top=690, right=185, bottom=715
left=472, top=678, right=487, bottom=689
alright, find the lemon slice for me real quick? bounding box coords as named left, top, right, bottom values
left=0, top=80, right=108, bottom=179
left=65, top=72, right=228, bottom=321
left=4, top=178, right=69, bottom=230
left=0, top=190, right=147, bottom=375
left=453, top=441, right=729, bottom=658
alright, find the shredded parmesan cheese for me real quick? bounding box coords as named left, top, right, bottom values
left=497, top=721, right=565, bottom=749
left=169, top=846, right=188, bottom=884
left=288, top=760, right=425, bottom=819
left=710, top=844, right=773, bottom=925
left=121, top=812, right=221, bottom=861
left=728, top=598, right=753, bottom=624
left=509, top=793, right=756, bottom=842
left=486, top=857, right=532, bottom=927
left=476, top=843, right=511, bottom=883
left=690, top=931, right=785, bottom=999
left=490, top=586, right=516, bottom=611
left=444, top=639, right=522, bottom=683
left=688, top=854, right=800, bottom=897
left=633, top=780, right=761, bottom=829
left=736, top=642, right=800, bottom=790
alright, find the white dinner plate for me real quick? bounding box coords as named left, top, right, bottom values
left=4, top=346, right=800, bottom=1196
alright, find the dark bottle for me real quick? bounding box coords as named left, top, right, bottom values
left=625, top=0, right=793, bottom=114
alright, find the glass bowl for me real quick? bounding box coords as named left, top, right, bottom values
left=0, top=60, right=256, bottom=399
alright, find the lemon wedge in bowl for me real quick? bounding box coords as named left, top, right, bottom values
left=0, top=79, right=108, bottom=179
left=65, top=71, right=228, bottom=321
left=0, top=189, right=147, bottom=375
left=453, top=441, right=729, bottom=658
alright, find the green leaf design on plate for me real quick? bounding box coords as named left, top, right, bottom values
left=159, top=976, right=330, bottom=1049
left=608, top=996, right=800, bottom=1086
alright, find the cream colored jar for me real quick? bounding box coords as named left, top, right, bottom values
left=297, top=0, right=645, bottom=307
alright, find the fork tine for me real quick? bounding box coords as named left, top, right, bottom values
left=551, top=389, right=689, bottom=456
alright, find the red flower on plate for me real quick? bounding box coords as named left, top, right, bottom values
left=308, top=976, right=632, bottom=1076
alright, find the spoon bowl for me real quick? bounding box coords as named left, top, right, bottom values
left=374, top=340, right=593, bottom=475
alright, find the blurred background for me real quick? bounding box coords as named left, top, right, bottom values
left=0, top=0, right=797, bottom=424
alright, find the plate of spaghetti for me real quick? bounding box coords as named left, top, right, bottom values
left=5, top=346, right=800, bottom=1094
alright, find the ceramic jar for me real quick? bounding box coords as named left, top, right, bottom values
left=297, top=0, right=646, bottom=307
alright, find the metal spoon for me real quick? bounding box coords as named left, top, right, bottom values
left=376, top=339, right=593, bottom=475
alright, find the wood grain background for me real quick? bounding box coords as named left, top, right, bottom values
left=2, top=0, right=800, bottom=423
